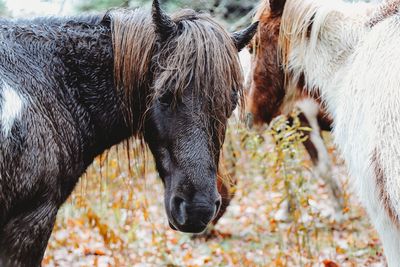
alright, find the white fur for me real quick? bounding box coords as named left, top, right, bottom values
left=234, top=48, right=253, bottom=121
left=281, top=0, right=400, bottom=265
left=239, top=48, right=252, bottom=85
left=1, top=82, right=24, bottom=137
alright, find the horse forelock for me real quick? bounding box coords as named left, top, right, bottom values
left=109, top=8, right=243, bottom=148
left=252, top=0, right=279, bottom=53
left=152, top=10, right=244, bottom=149
left=254, top=0, right=270, bottom=21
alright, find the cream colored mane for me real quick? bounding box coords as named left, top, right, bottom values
left=279, top=0, right=374, bottom=103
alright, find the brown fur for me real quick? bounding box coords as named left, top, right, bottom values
left=372, top=149, right=400, bottom=228
left=317, top=108, right=332, bottom=132
left=247, top=0, right=285, bottom=125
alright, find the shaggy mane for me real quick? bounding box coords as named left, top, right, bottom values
left=153, top=9, right=244, bottom=143
left=254, top=0, right=270, bottom=23
left=278, top=0, right=374, bottom=103
left=109, top=9, right=157, bottom=130
left=251, top=0, right=270, bottom=55
left=279, top=0, right=337, bottom=81
left=109, top=8, right=244, bottom=147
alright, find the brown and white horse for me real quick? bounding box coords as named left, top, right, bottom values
left=256, top=0, right=400, bottom=264
left=245, top=3, right=343, bottom=213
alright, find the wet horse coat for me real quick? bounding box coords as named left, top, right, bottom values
left=0, top=2, right=257, bottom=266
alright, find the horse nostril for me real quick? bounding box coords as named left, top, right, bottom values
left=172, top=196, right=187, bottom=226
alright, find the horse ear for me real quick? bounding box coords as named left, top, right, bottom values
left=270, top=0, right=286, bottom=15
left=152, top=0, right=176, bottom=41
left=232, top=22, right=259, bottom=52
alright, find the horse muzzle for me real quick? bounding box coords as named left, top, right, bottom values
left=168, top=194, right=221, bottom=233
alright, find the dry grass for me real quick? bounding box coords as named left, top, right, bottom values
left=43, top=114, right=385, bottom=267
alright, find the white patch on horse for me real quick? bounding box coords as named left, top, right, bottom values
left=239, top=48, right=252, bottom=85
left=1, top=82, right=24, bottom=137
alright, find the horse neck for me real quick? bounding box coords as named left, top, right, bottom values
left=284, top=0, right=374, bottom=118
left=57, top=19, right=143, bottom=155
left=0, top=16, right=149, bottom=159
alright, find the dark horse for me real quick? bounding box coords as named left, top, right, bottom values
left=0, top=1, right=257, bottom=265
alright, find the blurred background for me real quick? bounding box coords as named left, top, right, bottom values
left=0, top=0, right=386, bottom=266
left=0, top=0, right=258, bottom=30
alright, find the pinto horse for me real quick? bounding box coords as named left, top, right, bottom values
left=257, top=0, right=400, bottom=264
left=0, top=1, right=258, bottom=266
left=246, top=1, right=343, bottom=213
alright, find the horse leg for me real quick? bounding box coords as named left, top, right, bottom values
left=361, top=149, right=400, bottom=266
left=297, top=102, right=344, bottom=213
left=0, top=199, right=58, bottom=267
left=364, top=190, right=400, bottom=266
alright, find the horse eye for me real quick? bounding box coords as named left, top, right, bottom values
left=247, top=42, right=254, bottom=54
left=248, top=45, right=253, bottom=54
left=159, top=91, right=174, bottom=106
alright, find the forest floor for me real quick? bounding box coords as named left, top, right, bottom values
left=42, top=119, right=386, bottom=267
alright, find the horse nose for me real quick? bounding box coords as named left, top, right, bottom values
left=170, top=194, right=220, bottom=233
left=171, top=196, right=187, bottom=226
